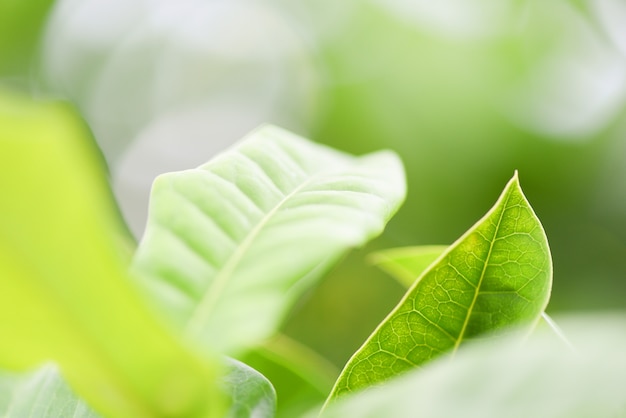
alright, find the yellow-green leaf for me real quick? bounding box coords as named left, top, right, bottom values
left=0, top=91, right=222, bottom=418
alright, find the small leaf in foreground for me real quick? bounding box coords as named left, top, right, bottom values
left=328, top=172, right=552, bottom=399
left=131, top=124, right=406, bottom=354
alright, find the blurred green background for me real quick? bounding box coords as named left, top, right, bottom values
left=2, top=0, right=625, bottom=383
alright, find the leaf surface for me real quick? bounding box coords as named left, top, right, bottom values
left=0, top=360, right=275, bottom=418
left=131, top=125, right=406, bottom=354
left=373, top=248, right=571, bottom=349
left=0, top=92, right=222, bottom=418
left=222, top=359, right=276, bottom=418
left=0, top=366, right=101, bottom=418
left=320, top=315, right=626, bottom=418
left=328, top=172, right=552, bottom=399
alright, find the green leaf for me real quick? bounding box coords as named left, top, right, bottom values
left=222, top=359, right=276, bottom=418
left=0, top=0, right=55, bottom=78
left=131, top=124, right=406, bottom=354
left=0, top=359, right=275, bottom=418
left=0, top=91, right=223, bottom=418
left=0, top=365, right=101, bottom=418
left=319, top=314, right=626, bottom=418
left=327, top=172, right=552, bottom=399
left=372, top=248, right=573, bottom=349
left=368, top=245, right=447, bottom=287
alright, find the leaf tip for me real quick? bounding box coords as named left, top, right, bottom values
left=506, top=170, right=522, bottom=195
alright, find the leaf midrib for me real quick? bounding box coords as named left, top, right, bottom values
left=452, top=189, right=511, bottom=353
left=183, top=173, right=320, bottom=339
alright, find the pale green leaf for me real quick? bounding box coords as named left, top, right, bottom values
left=0, top=365, right=101, bottom=418
left=320, top=315, right=626, bottom=418
left=328, top=172, right=552, bottom=399
left=0, top=91, right=223, bottom=418
left=0, top=359, right=275, bottom=418
left=131, top=124, right=406, bottom=354
left=368, top=245, right=447, bottom=287
left=222, top=359, right=276, bottom=418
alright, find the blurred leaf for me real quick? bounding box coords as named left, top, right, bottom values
left=0, top=365, right=101, bottom=418
left=222, top=359, right=276, bottom=418
left=368, top=245, right=447, bottom=287
left=242, top=334, right=339, bottom=418
left=319, top=314, right=626, bottom=418
left=131, top=124, right=406, bottom=354
left=0, top=91, right=223, bottom=418
left=327, top=172, right=552, bottom=399
left=0, top=359, right=275, bottom=418
left=0, top=0, right=55, bottom=78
